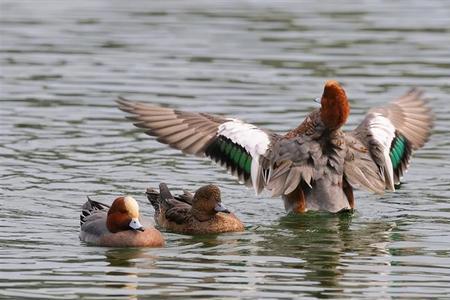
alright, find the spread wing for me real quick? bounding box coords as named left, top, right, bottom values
left=117, top=97, right=276, bottom=194
left=117, top=98, right=338, bottom=197
left=344, top=88, right=434, bottom=193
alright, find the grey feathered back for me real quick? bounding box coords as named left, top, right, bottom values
left=79, top=197, right=111, bottom=242
left=80, top=197, right=109, bottom=227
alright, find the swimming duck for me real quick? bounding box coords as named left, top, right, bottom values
left=80, top=196, right=164, bottom=247
left=118, top=80, right=434, bottom=213
left=146, top=183, right=244, bottom=234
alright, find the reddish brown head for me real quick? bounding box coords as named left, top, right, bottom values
left=106, top=196, right=144, bottom=233
left=320, top=80, right=350, bottom=130
left=191, top=185, right=229, bottom=222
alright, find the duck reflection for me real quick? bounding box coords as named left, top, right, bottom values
left=105, top=247, right=156, bottom=268
left=100, top=247, right=159, bottom=297
left=256, top=212, right=394, bottom=296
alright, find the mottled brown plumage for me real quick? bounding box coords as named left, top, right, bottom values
left=147, top=183, right=244, bottom=234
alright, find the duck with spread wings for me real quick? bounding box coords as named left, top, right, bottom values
left=117, top=80, right=433, bottom=213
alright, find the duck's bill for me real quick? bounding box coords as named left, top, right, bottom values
left=214, top=203, right=230, bottom=214
left=129, top=218, right=145, bottom=231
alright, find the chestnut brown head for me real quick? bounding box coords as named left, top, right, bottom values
left=319, top=80, right=350, bottom=130
left=106, top=196, right=144, bottom=233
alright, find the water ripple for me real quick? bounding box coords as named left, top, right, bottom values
left=1, top=0, right=450, bottom=298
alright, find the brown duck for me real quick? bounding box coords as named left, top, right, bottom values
left=146, top=183, right=244, bottom=234
left=119, top=80, right=434, bottom=213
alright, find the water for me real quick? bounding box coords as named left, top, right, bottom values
left=1, top=0, right=450, bottom=298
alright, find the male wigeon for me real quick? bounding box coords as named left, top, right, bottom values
left=118, top=80, right=433, bottom=213
left=80, top=196, right=164, bottom=247
left=146, top=183, right=244, bottom=234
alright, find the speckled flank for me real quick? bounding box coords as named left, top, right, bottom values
left=158, top=212, right=245, bottom=235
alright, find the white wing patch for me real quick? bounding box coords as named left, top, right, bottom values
left=218, top=119, right=270, bottom=157
left=218, top=119, right=271, bottom=194
left=368, top=113, right=396, bottom=191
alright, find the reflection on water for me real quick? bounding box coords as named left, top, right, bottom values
left=260, top=213, right=394, bottom=295
left=103, top=248, right=151, bottom=298
left=1, top=0, right=450, bottom=298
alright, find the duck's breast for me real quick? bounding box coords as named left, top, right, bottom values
left=213, top=213, right=245, bottom=233
left=80, top=214, right=164, bottom=247
left=158, top=211, right=244, bottom=234
left=98, top=226, right=164, bottom=247
left=190, top=213, right=244, bottom=234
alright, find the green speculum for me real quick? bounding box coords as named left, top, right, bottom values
left=390, top=135, right=406, bottom=169
left=205, top=135, right=253, bottom=179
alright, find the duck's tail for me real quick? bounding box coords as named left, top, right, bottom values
left=158, top=183, right=174, bottom=201
left=158, top=183, right=178, bottom=212
left=146, top=187, right=161, bottom=212
left=80, top=196, right=109, bottom=227
left=146, top=183, right=175, bottom=212
left=146, top=184, right=194, bottom=213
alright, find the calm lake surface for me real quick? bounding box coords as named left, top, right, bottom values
left=1, top=0, right=450, bottom=298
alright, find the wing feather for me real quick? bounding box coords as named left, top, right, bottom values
left=344, top=88, right=433, bottom=192
left=283, top=167, right=302, bottom=195
left=117, top=98, right=274, bottom=193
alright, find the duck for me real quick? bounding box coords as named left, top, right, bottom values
left=80, top=196, right=164, bottom=247
left=146, top=183, right=244, bottom=234
left=117, top=80, right=434, bottom=213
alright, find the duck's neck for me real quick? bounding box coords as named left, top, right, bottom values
left=320, top=96, right=349, bottom=131
left=107, top=212, right=131, bottom=233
